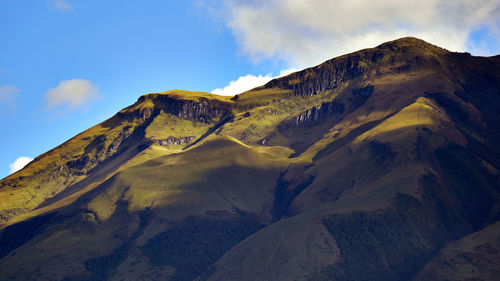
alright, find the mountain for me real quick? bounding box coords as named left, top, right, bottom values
left=1, top=37, right=499, bottom=281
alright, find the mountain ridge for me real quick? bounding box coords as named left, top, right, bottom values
left=0, top=37, right=499, bottom=281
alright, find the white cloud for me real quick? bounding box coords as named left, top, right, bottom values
left=212, top=68, right=298, bottom=96
left=45, top=79, right=99, bottom=110
left=222, top=0, right=500, bottom=67
left=212, top=74, right=273, bottom=96
left=0, top=85, right=19, bottom=102
left=9, top=156, right=33, bottom=174
left=278, top=68, right=299, bottom=77
left=51, top=0, right=73, bottom=11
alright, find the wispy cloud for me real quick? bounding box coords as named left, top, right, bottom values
left=212, top=68, right=297, bottom=96
left=0, top=85, right=19, bottom=102
left=45, top=79, right=99, bottom=110
left=51, top=0, right=73, bottom=11
left=9, top=156, right=33, bottom=174
left=0, top=84, right=19, bottom=115
left=221, top=0, right=500, bottom=67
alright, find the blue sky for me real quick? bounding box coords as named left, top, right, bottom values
left=1, top=0, right=499, bottom=178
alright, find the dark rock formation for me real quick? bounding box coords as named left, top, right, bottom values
left=279, top=100, right=344, bottom=129
left=154, top=136, right=196, bottom=146
left=142, top=95, right=232, bottom=123
left=263, top=55, right=368, bottom=96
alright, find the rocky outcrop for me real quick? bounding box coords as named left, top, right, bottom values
left=65, top=125, right=135, bottom=175
left=61, top=95, right=232, bottom=182
left=279, top=100, right=344, bottom=129
left=279, top=85, right=373, bottom=131
left=263, top=55, right=369, bottom=96
left=140, top=95, right=232, bottom=123
left=154, top=136, right=195, bottom=146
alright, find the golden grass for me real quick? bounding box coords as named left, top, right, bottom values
left=145, top=110, right=210, bottom=140
left=86, top=136, right=289, bottom=220
left=144, top=89, right=233, bottom=102
left=355, top=97, right=439, bottom=143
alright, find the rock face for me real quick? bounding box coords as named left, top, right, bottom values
left=280, top=100, right=344, bottom=129
left=263, top=55, right=369, bottom=96
left=154, top=136, right=196, bottom=146
left=144, top=94, right=233, bottom=123
left=1, top=37, right=500, bottom=281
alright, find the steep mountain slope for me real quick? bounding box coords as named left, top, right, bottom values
left=0, top=91, right=233, bottom=226
left=0, top=37, right=499, bottom=281
left=413, top=220, right=500, bottom=281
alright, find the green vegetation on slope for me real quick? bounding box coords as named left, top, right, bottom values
left=141, top=215, right=263, bottom=281
left=1, top=37, right=500, bottom=281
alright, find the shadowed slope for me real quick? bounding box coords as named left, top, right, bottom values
left=0, top=136, right=286, bottom=280
left=413, top=220, right=500, bottom=281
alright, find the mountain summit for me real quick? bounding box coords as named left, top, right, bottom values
left=1, top=37, right=500, bottom=281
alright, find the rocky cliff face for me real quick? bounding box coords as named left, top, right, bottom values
left=142, top=94, right=232, bottom=123
left=277, top=85, right=374, bottom=130
left=280, top=100, right=345, bottom=129
left=154, top=136, right=196, bottom=146
left=263, top=54, right=370, bottom=96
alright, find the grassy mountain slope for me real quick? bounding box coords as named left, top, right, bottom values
left=0, top=136, right=286, bottom=280
left=413, top=220, right=500, bottom=281
left=0, top=90, right=233, bottom=227
left=0, top=37, right=499, bottom=281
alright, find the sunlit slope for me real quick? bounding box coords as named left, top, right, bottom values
left=0, top=102, right=147, bottom=223
left=0, top=90, right=233, bottom=226
left=87, top=136, right=286, bottom=222
left=0, top=37, right=499, bottom=281
left=0, top=136, right=287, bottom=281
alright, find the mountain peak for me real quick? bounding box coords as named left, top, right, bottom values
left=376, top=36, right=449, bottom=54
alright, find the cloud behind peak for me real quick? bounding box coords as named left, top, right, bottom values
left=223, top=0, right=500, bottom=67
